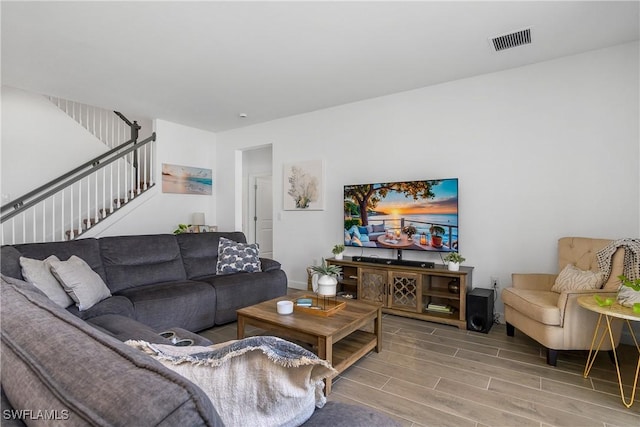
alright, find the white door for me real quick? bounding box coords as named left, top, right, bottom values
left=251, top=175, right=273, bottom=259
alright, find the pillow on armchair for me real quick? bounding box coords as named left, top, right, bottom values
left=551, top=264, right=605, bottom=292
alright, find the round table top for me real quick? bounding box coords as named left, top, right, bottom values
left=376, top=234, right=414, bottom=248
left=577, top=295, right=640, bottom=321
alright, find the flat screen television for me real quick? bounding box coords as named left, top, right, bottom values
left=343, top=178, right=458, bottom=255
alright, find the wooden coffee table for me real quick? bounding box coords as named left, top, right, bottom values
left=236, top=293, right=382, bottom=394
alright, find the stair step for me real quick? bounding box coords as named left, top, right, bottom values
left=65, top=229, right=81, bottom=240
left=83, top=218, right=100, bottom=226
left=62, top=183, right=154, bottom=241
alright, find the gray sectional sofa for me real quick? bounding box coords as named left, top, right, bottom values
left=1, top=274, right=398, bottom=426
left=0, top=232, right=398, bottom=425
left=1, top=232, right=288, bottom=341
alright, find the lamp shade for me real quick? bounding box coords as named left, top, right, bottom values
left=192, top=212, right=205, bottom=225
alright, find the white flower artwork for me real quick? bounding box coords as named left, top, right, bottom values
left=283, top=160, right=324, bottom=210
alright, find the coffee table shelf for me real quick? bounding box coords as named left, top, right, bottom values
left=332, top=330, right=377, bottom=373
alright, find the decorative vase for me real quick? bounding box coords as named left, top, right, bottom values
left=334, top=252, right=344, bottom=260
left=447, top=261, right=460, bottom=271
left=448, top=279, right=460, bottom=294
left=312, top=274, right=338, bottom=296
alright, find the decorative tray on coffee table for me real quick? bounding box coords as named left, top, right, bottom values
left=293, top=295, right=346, bottom=317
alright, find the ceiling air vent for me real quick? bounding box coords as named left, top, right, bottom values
left=490, top=28, right=531, bottom=52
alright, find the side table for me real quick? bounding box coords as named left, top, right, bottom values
left=577, top=295, right=640, bottom=408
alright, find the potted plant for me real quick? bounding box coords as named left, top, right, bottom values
left=310, top=258, right=342, bottom=296
left=402, top=225, right=417, bottom=239
left=443, top=252, right=466, bottom=271
left=173, top=224, right=191, bottom=234
left=429, top=225, right=445, bottom=248
left=617, top=274, right=640, bottom=313
left=332, top=244, right=345, bottom=260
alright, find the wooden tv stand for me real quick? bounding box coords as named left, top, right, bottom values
left=328, top=257, right=473, bottom=329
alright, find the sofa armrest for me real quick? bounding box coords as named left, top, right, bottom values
left=511, top=273, right=557, bottom=291
left=260, top=258, right=281, bottom=272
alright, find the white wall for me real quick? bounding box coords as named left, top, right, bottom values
left=0, top=87, right=217, bottom=238
left=216, top=42, right=640, bottom=319
left=1, top=86, right=108, bottom=201
left=83, top=119, right=217, bottom=237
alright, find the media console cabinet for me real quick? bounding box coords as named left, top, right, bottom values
left=328, top=257, right=473, bottom=329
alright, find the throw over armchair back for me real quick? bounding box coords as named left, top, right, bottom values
left=502, top=237, right=625, bottom=366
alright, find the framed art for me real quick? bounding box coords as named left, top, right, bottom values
left=162, top=163, right=213, bottom=195
left=283, top=160, right=324, bottom=210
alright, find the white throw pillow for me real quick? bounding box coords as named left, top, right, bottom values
left=551, top=264, right=605, bottom=293
left=49, top=255, right=111, bottom=311
left=19, top=255, right=74, bottom=308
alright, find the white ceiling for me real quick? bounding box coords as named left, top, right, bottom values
left=2, top=1, right=639, bottom=132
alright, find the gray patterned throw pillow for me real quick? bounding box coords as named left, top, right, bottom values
left=216, top=237, right=261, bottom=275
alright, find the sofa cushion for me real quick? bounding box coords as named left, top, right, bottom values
left=10, top=238, right=107, bottom=283
left=66, top=295, right=135, bottom=321
left=19, top=255, right=74, bottom=308
left=87, top=315, right=214, bottom=346
left=551, top=264, right=605, bottom=293
left=200, top=270, right=288, bottom=324
left=0, top=275, right=223, bottom=426
left=502, top=287, right=561, bottom=326
left=260, top=258, right=282, bottom=272
left=0, top=246, right=23, bottom=279
left=99, top=234, right=187, bottom=293
left=176, top=231, right=247, bottom=279
left=372, top=224, right=385, bottom=233
left=216, top=237, right=261, bottom=275
left=116, top=280, right=217, bottom=331
left=88, top=314, right=176, bottom=344
left=49, top=255, right=112, bottom=311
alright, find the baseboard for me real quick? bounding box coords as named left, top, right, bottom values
left=620, top=322, right=640, bottom=346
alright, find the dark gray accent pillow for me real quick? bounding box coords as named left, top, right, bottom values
left=215, top=237, right=261, bottom=275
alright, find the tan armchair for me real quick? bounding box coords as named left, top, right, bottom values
left=502, top=237, right=625, bottom=366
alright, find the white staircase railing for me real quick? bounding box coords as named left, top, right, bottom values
left=1, top=130, right=156, bottom=245
left=47, top=96, right=130, bottom=149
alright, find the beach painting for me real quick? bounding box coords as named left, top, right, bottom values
left=162, top=163, right=213, bottom=195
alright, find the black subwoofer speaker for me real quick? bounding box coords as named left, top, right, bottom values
left=466, top=288, right=494, bottom=333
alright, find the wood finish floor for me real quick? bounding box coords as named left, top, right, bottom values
left=200, top=313, right=640, bottom=427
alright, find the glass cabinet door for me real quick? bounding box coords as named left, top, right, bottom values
left=359, top=268, right=387, bottom=304
left=389, top=271, right=421, bottom=312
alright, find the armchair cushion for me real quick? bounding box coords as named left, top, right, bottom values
left=501, top=288, right=561, bottom=326
left=551, top=264, right=605, bottom=293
